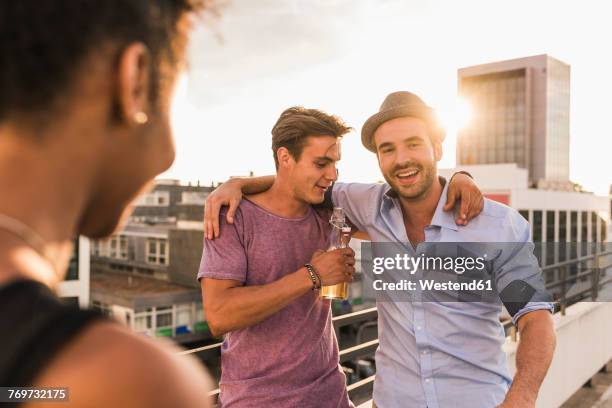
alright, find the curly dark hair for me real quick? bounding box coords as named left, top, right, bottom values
left=271, top=106, right=352, bottom=170
left=0, top=0, right=206, bottom=123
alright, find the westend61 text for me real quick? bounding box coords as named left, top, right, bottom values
left=372, top=279, right=494, bottom=292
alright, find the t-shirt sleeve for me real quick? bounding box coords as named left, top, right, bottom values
left=197, top=208, right=248, bottom=283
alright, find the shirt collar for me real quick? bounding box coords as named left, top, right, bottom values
left=383, top=176, right=458, bottom=231
left=429, top=177, right=459, bottom=231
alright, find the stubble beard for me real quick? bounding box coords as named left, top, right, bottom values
left=385, top=162, right=436, bottom=201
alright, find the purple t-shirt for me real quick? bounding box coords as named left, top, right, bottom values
left=198, top=198, right=352, bottom=408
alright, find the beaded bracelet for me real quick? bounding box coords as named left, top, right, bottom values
left=304, top=263, right=321, bottom=290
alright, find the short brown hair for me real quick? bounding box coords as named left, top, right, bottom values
left=271, top=106, right=352, bottom=169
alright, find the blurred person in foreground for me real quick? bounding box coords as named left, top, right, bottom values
left=0, top=1, right=213, bottom=407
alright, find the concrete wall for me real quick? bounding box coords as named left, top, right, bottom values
left=439, top=164, right=610, bottom=223
left=504, top=302, right=612, bottom=408
left=439, top=163, right=529, bottom=190
left=357, top=302, right=612, bottom=408
left=512, top=188, right=610, bottom=215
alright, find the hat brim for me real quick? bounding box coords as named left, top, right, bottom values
left=361, top=105, right=444, bottom=153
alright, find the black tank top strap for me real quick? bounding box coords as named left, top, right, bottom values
left=0, top=279, right=107, bottom=387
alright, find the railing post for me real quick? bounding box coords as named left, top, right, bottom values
left=560, top=302, right=566, bottom=316
left=591, top=247, right=600, bottom=301
left=560, top=266, right=567, bottom=316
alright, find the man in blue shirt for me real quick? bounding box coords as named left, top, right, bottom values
left=206, top=92, right=556, bottom=408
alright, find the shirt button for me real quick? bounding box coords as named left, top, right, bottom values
left=416, top=326, right=422, bottom=330
left=425, top=378, right=431, bottom=383
left=421, top=350, right=428, bottom=355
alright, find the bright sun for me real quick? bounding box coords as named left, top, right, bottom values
left=438, top=96, right=473, bottom=136
left=435, top=96, right=473, bottom=168
left=455, top=96, right=473, bottom=130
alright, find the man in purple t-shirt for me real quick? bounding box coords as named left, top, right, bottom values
left=198, top=107, right=356, bottom=407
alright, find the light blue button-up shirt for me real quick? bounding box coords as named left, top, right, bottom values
left=330, top=179, right=553, bottom=408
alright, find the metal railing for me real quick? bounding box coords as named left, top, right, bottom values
left=180, top=247, right=612, bottom=405
left=177, top=306, right=379, bottom=402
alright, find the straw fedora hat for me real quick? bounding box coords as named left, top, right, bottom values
left=361, top=91, right=445, bottom=153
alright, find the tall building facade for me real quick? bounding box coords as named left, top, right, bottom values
left=457, top=55, right=570, bottom=185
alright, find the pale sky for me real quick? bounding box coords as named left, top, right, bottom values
left=165, top=0, right=612, bottom=195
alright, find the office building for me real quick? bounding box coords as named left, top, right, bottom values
left=439, top=164, right=609, bottom=246
left=457, top=55, right=570, bottom=185
left=90, top=180, right=215, bottom=342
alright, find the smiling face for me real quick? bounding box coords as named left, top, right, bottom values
left=374, top=116, right=442, bottom=201
left=283, top=135, right=341, bottom=204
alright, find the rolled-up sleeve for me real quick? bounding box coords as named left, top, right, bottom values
left=493, top=212, right=554, bottom=326
left=511, top=302, right=554, bottom=326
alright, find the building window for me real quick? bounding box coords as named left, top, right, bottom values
left=107, top=235, right=128, bottom=260
left=181, top=191, right=208, bottom=205
left=533, top=211, right=542, bottom=243
left=134, top=315, right=152, bottom=332
left=147, top=238, right=169, bottom=265
left=91, top=239, right=108, bottom=257
left=558, top=211, right=568, bottom=263
left=559, top=211, right=567, bottom=242
left=92, top=235, right=128, bottom=259
left=61, top=297, right=80, bottom=308
left=91, top=235, right=128, bottom=259
left=110, top=237, right=117, bottom=258
left=519, top=210, right=529, bottom=221
left=545, top=211, right=555, bottom=265
left=581, top=211, right=589, bottom=242
left=196, top=302, right=205, bottom=322
left=65, top=239, right=79, bottom=280
left=91, top=301, right=113, bottom=317
left=135, top=190, right=170, bottom=207
left=570, top=211, right=578, bottom=242
left=121, top=236, right=128, bottom=259
left=581, top=211, right=589, bottom=256
left=176, top=304, right=193, bottom=330
left=545, top=211, right=555, bottom=242
left=133, top=308, right=154, bottom=334
left=156, top=306, right=173, bottom=328
left=92, top=241, right=100, bottom=256
left=591, top=212, right=598, bottom=242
